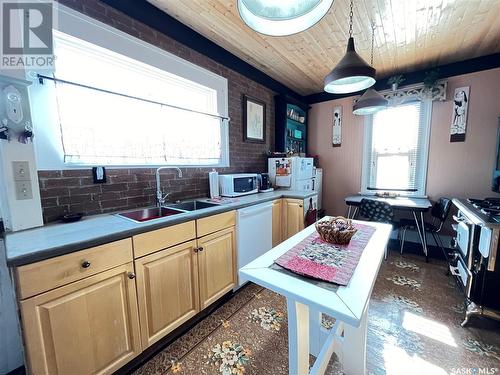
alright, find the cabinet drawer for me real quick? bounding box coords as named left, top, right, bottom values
left=196, top=211, right=236, bottom=237
left=133, top=221, right=196, bottom=258
left=16, top=238, right=133, bottom=300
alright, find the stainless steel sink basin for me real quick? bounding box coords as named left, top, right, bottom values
left=165, top=201, right=219, bottom=211
left=118, top=207, right=185, bottom=222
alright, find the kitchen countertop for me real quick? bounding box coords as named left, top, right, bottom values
left=5, top=190, right=317, bottom=267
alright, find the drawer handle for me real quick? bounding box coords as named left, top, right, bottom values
left=128, top=272, right=136, bottom=280
left=81, top=260, right=91, bottom=269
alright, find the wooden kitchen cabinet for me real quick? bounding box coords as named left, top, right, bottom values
left=282, top=198, right=304, bottom=240
left=135, top=240, right=200, bottom=348
left=20, top=263, right=141, bottom=375
left=272, top=199, right=283, bottom=247
left=197, top=226, right=236, bottom=309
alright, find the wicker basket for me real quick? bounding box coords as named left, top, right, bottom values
left=315, top=216, right=357, bottom=245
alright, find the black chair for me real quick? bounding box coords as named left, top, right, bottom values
left=357, top=198, right=397, bottom=259
left=399, top=197, right=452, bottom=259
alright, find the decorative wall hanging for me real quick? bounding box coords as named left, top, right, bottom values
left=0, top=76, right=33, bottom=143
left=353, top=81, right=448, bottom=109
left=332, top=105, right=342, bottom=147
left=243, top=95, right=266, bottom=143
left=450, top=86, right=470, bottom=142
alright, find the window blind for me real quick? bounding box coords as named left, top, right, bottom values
left=52, top=32, right=225, bottom=166
left=363, top=101, right=431, bottom=196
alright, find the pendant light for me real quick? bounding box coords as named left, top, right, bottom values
left=324, top=0, right=376, bottom=94
left=238, top=0, right=334, bottom=36
left=353, top=25, right=388, bottom=115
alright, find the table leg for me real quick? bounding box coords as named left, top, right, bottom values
left=412, top=211, right=428, bottom=262
left=287, top=298, right=310, bottom=375
left=309, top=308, right=323, bottom=357
left=420, top=211, right=429, bottom=262
left=340, top=306, right=368, bottom=375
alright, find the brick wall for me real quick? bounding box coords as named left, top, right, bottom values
left=39, top=0, right=275, bottom=223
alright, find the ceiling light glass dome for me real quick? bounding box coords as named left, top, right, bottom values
left=238, top=0, right=334, bottom=36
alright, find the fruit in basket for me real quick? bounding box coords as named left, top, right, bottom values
left=315, top=217, right=357, bottom=245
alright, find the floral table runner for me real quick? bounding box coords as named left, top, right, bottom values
left=274, top=223, right=376, bottom=286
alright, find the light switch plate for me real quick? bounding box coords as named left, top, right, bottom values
left=12, top=161, right=31, bottom=181
left=15, top=181, right=33, bottom=200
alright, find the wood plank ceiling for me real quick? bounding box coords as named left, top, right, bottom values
left=147, top=0, right=500, bottom=96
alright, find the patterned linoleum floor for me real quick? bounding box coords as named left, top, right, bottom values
left=133, top=251, right=500, bottom=375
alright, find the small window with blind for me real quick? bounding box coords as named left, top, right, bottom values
left=47, top=31, right=228, bottom=167
left=361, top=101, right=432, bottom=197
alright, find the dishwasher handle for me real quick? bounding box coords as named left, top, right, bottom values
left=238, top=203, right=273, bottom=218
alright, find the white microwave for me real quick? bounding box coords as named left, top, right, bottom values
left=219, top=174, right=258, bottom=197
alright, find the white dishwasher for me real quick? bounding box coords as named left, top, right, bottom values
left=236, top=201, right=273, bottom=288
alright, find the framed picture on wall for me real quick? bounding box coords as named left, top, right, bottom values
left=243, top=95, right=266, bottom=143
left=332, top=105, right=342, bottom=147
left=450, top=86, right=470, bottom=142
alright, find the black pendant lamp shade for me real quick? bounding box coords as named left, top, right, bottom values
left=352, top=88, right=388, bottom=115
left=324, top=37, right=376, bottom=94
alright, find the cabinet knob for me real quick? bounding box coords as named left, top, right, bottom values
left=128, top=272, right=136, bottom=280
left=198, top=246, right=204, bottom=252
left=81, top=260, right=91, bottom=269
left=299, top=205, right=303, bottom=208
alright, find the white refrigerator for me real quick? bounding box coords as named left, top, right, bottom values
left=268, top=157, right=314, bottom=191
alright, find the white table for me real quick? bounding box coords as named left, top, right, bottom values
left=239, top=220, right=392, bottom=375
left=345, top=195, right=432, bottom=261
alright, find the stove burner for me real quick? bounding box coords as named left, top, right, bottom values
left=468, top=197, right=500, bottom=210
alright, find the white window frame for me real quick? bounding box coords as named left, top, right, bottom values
left=360, top=100, right=433, bottom=197
left=30, top=4, right=229, bottom=169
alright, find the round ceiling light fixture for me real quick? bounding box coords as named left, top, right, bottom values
left=237, top=0, right=334, bottom=36
left=323, top=0, right=376, bottom=94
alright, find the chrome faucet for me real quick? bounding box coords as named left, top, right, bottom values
left=155, top=167, right=183, bottom=208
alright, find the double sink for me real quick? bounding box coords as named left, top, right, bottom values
left=118, top=201, right=219, bottom=223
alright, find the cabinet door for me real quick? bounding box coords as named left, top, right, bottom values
left=272, top=199, right=283, bottom=247
left=135, top=240, right=199, bottom=349
left=282, top=198, right=305, bottom=240
left=197, top=227, right=236, bottom=309
left=20, top=263, right=141, bottom=375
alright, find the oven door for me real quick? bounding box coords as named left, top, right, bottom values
left=233, top=176, right=257, bottom=194
left=450, top=252, right=472, bottom=295
left=456, top=221, right=471, bottom=259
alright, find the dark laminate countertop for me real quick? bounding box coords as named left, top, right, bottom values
left=5, top=190, right=317, bottom=267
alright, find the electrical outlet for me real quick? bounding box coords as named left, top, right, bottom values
left=15, top=181, right=33, bottom=200
left=12, top=161, right=31, bottom=181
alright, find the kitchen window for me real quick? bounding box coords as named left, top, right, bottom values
left=41, top=31, right=229, bottom=167
left=361, top=100, right=432, bottom=197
